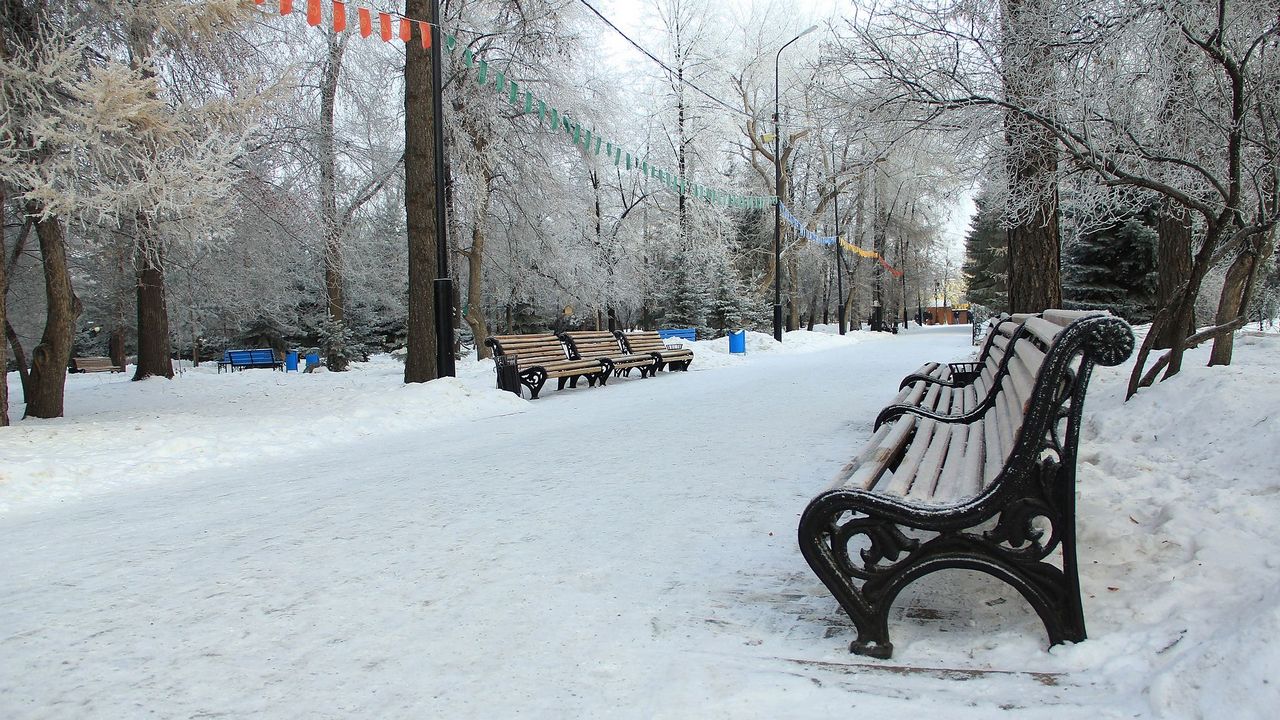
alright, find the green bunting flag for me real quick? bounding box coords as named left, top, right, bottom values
left=436, top=29, right=774, bottom=208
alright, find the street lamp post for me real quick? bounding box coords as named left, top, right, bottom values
left=429, top=0, right=455, bottom=377
left=773, top=24, right=818, bottom=343
left=832, top=144, right=845, bottom=335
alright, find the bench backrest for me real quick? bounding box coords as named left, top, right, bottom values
left=485, top=334, right=569, bottom=369
left=976, top=311, right=1131, bottom=490
left=560, top=331, right=626, bottom=360
left=72, top=357, right=116, bottom=370
left=224, top=348, right=277, bottom=365
left=657, top=328, right=697, bottom=342
left=619, top=331, right=671, bottom=354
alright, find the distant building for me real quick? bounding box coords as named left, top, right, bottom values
left=924, top=304, right=972, bottom=325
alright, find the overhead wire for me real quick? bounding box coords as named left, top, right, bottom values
left=574, top=0, right=757, bottom=120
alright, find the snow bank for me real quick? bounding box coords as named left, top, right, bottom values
left=1054, top=331, right=1280, bottom=718
left=0, top=355, right=526, bottom=513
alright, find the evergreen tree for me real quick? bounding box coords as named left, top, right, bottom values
left=962, top=191, right=1008, bottom=311
left=1063, top=212, right=1158, bottom=323
left=706, top=266, right=752, bottom=337
left=662, top=246, right=712, bottom=334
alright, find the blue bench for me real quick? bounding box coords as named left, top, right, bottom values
left=218, top=348, right=282, bottom=373
left=657, top=328, right=697, bottom=343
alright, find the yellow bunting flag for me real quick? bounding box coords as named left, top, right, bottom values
left=333, top=1, right=346, bottom=31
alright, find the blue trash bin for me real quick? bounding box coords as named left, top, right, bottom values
left=305, top=351, right=320, bottom=370
left=285, top=350, right=299, bottom=372
left=728, top=330, right=746, bottom=354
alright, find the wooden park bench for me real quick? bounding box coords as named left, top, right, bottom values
left=617, top=330, right=694, bottom=372
left=69, top=356, right=123, bottom=373
left=559, top=331, right=660, bottom=379
left=485, top=334, right=610, bottom=399
left=217, top=348, right=283, bottom=373
left=797, top=311, right=1134, bottom=658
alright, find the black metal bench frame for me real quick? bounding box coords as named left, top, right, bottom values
left=797, top=313, right=1134, bottom=658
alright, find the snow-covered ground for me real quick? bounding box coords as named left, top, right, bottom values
left=1, top=325, right=1276, bottom=718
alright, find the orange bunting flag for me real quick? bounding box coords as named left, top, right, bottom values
left=379, top=12, right=392, bottom=41
left=400, top=18, right=411, bottom=42
left=418, top=21, right=432, bottom=49
left=358, top=7, right=372, bottom=37
left=254, top=0, right=265, bottom=5
left=279, top=0, right=292, bottom=15
left=306, top=0, right=320, bottom=26
left=332, top=1, right=346, bottom=31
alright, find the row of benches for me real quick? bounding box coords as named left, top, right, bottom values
left=486, top=330, right=694, bottom=399
left=799, top=309, right=1135, bottom=658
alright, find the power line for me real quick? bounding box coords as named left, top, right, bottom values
left=575, top=0, right=756, bottom=120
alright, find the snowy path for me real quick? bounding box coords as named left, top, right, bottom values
left=0, top=327, right=1162, bottom=717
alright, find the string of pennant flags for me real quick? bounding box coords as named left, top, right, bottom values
left=778, top=202, right=904, bottom=277
left=255, top=0, right=777, bottom=209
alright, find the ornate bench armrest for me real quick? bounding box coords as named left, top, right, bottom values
left=873, top=399, right=994, bottom=430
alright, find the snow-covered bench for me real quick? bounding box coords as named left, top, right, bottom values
left=616, top=330, right=693, bottom=372
left=897, top=313, right=1021, bottom=390
left=559, top=331, right=659, bottom=379
left=484, top=334, right=609, bottom=400
left=881, top=311, right=1100, bottom=422
left=797, top=311, right=1134, bottom=659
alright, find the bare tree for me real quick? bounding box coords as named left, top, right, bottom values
left=837, top=0, right=1280, bottom=396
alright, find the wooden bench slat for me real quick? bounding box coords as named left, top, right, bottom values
left=892, top=420, right=943, bottom=500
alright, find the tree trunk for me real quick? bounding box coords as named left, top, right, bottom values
left=321, top=31, right=349, bottom=372
left=403, top=0, right=441, bottom=383
left=23, top=207, right=79, bottom=419
left=1002, top=0, right=1062, bottom=314
left=108, top=327, right=127, bottom=370
left=1209, top=229, right=1275, bottom=366
left=0, top=185, right=7, bottom=426
left=1003, top=143, right=1061, bottom=313
left=127, top=17, right=173, bottom=381
left=463, top=187, right=491, bottom=361
left=1153, top=202, right=1194, bottom=349
left=133, top=222, right=174, bottom=381
left=787, top=255, right=801, bottom=331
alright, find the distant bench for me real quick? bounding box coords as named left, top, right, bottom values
left=798, top=310, right=1134, bottom=658
left=485, top=334, right=609, bottom=399
left=218, top=348, right=282, bottom=373
left=618, top=330, right=693, bottom=372
left=656, top=327, right=697, bottom=343
left=70, top=356, right=123, bottom=373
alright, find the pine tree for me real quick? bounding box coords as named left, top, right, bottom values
left=961, top=191, right=1008, bottom=311
left=706, top=266, right=752, bottom=337
left=1063, top=212, right=1158, bottom=323
left=662, top=246, right=712, bottom=333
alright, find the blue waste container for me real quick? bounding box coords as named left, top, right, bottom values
left=285, top=350, right=299, bottom=372
left=728, top=330, right=746, bottom=354
left=305, top=351, right=320, bottom=370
